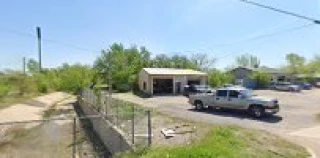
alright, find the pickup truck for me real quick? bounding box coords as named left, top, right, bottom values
left=188, top=86, right=280, bottom=118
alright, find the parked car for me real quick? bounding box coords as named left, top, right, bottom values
left=293, top=81, right=312, bottom=90
left=183, top=85, right=215, bottom=97
left=274, top=82, right=301, bottom=92
left=268, top=81, right=277, bottom=89
left=188, top=86, right=279, bottom=118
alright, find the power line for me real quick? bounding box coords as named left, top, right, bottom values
left=170, top=23, right=315, bottom=60
left=239, top=0, right=320, bottom=24
left=0, top=26, right=99, bottom=53
left=212, top=23, right=315, bottom=60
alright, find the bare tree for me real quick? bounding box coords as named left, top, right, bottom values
left=190, top=53, right=216, bottom=71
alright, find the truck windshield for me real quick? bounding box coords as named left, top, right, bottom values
left=239, top=90, right=252, bottom=97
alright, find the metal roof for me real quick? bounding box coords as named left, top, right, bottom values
left=143, top=68, right=207, bottom=76
left=230, top=66, right=284, bottom=74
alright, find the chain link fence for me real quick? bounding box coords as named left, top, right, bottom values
left=80, top=88, right=152, bottom=151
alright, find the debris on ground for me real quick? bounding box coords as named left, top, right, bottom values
left=161, top=124, right=196, bottom=139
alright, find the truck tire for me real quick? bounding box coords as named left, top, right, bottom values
left=249, top=105, right=264, bottom=118
left=194, top=101, right=204, bottom=110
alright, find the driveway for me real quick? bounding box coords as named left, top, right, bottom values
left=114, top=89, right=320, bottom=157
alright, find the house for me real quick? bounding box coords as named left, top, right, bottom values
left=230, top=66, right=292, bottom=88
left=295, top=73, right=320, bottom=86
left=138, top=68, right=207, bottom=95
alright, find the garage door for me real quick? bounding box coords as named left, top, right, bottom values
left=188, top=80, right=200, bottom=86
left=153, top=79, right=173, bottom=94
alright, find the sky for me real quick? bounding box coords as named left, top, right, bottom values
left=0, top=0, right=319, bottom=70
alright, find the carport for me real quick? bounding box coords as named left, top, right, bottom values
left=138, top=68, right=207, bottom=95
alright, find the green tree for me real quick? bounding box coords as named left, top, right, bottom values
left=307, top=54, right=320, bottom=73
left=284, top=53, right=306, bottom=74
left=27, top=58, right=40, bottom=73
left=235, top=54, right=260, bottom=68
left=55, top=63, right=94, bottom=93
left=0, top=77, right=11, bottom=98
left=94, top=43, right=151, bottom=91
left=151, top=54, right=172, bottom=68
left=207, top=69, right=233, bottom=88
left=250, top=71, right=270, bottom=88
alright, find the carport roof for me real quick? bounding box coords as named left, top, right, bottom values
left=143, top=68, right=207, bottom=76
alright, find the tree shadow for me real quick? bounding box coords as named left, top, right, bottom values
left=188, top=108, right=283, bottom=123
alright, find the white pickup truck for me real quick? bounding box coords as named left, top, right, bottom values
left=188, top=86, right=280, bottom=118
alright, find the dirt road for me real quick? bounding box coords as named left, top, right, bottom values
left=0, top=92, right=71, bottom=123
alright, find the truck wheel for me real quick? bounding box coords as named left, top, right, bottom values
left=194, top=101, right=204, bottom=110
left=249, top=105, right=264, bottom=118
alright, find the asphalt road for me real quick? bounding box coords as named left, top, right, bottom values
left=115, top=89, right=320, bottom=157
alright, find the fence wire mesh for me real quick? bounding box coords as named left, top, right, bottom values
left=80, top=88, right=151, bottom=150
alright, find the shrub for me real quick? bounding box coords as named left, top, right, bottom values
left=0, top=84, right=11, bottom=98
left=208, top=70, right=234, bottom=88
left=55, top=64, right=94, bottom=93
left=250, top=71, right=270, bottom=88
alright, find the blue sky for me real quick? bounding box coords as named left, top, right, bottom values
left=0, top=0, right=319, bottom=70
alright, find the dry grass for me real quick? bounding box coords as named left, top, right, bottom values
left=0, top=93, right=39, bottom=109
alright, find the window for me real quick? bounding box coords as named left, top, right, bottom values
left=217, top=90, right=228, bottom=97
left=229, top=90, right=240, bottom=98
left=143, top=82, right=147, bottom=90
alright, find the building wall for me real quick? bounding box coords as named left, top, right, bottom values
left=139, top=70, right=208, bottom=95
left=138, top=70, right=151, bottom=94
left=232, top=68, right=253, bottom=79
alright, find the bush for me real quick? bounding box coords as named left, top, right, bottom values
left=0, top=84, right=11, bottom=98
left=6, top=75, right=37, bottom=95
left=208, top=70, right=234, bottom=88
left=55, top=64, right=94, bottom=93
left=250, top=71, right=270, bottom=88
left=37, top=80, right=49, bottom=93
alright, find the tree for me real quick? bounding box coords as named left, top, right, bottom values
left=55, top=63, right=95, bottom=93
left=207, top=69, right=233, bottom=88
left=27, top=58, right=40, bottom=73
left=151, top=54, right=172, bottom=68
left=235, top=54, right=260, bottom=68
left=284, top=53, right=306, bottom=74
left=190, top=53, right=215, bottom=71
left=250, top=71, right=270, bottom=88
left=94, top=43, right=151, bottom=91
left=307, top=54, right=320, bottom=73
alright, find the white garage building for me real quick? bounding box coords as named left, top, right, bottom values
left=138, top=68, right=208, bottom=95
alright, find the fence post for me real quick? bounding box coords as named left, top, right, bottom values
left=131, top=105, right=135, bottom=145
left=73, top=118, right=77, bottom=158
left=116, top=100, right=119, bottom=127
left=147, top=110, right=152, bottom=146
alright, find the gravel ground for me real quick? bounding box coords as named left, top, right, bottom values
left=114, top=89, right=320, bottom=157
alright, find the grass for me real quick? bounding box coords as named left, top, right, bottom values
left=120, top=125, right=309, bottom=158
left=0, top=93, right=39, bottom=109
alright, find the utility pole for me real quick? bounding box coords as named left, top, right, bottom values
left=36, top=26, right=42, bottom=72
left=23, top=57, right=26, bottom=75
